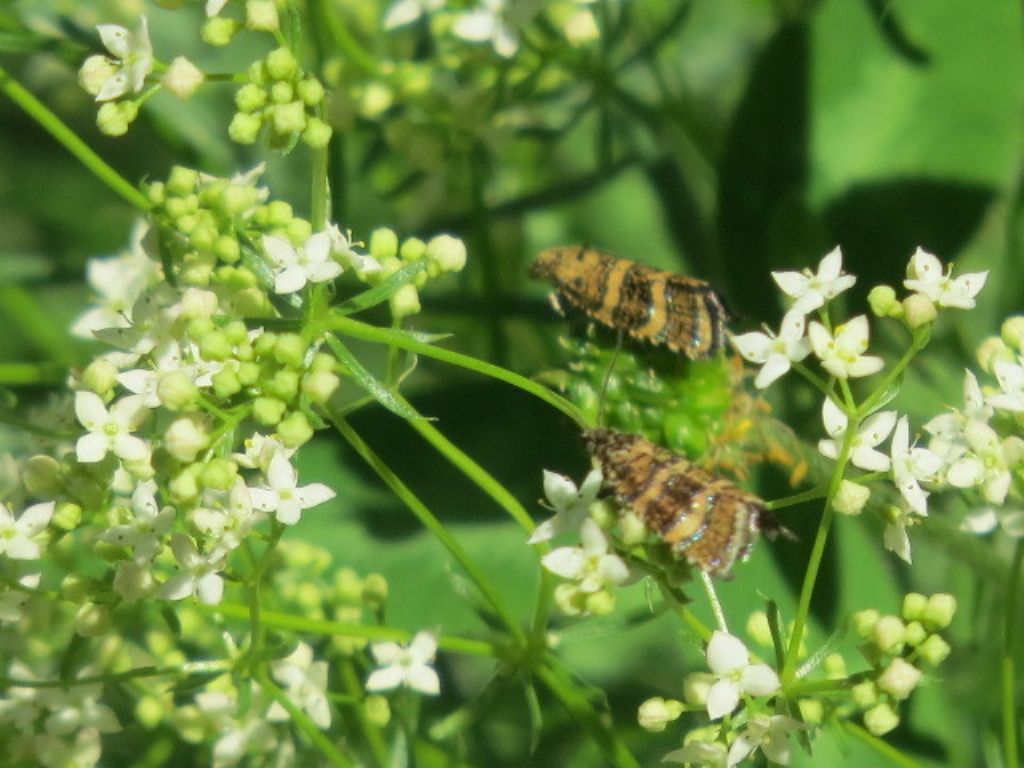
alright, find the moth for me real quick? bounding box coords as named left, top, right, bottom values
left=584, top=428, right=763, bottom=578
left=530, top=246, right=728, bottom=360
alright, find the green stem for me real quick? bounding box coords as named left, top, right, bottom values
left=258, top=671, right=354, bottom=767
left=328, top=414, right=525, bottom=644
left=700, top=571, right=727, bottom=632
left=841, top=721, right=922, bottom=768
left=195, top=602, right=498, bottom=656
left=856, top=328, right=929, bottom=418
left=782, top=410, right=858, bottom=683
left=791, top=361, right=832, bottom=399
left=0, top=660, right=230, bottom=689
left=0, top=362, right=66, bottom=385
left=339, top=659, right=390, bottom=768
left=248, top=522, right=285, bottom=669
left=0, top=65, right=149, bottom=211
left=310, top=126, right=330, bottom=230
left=1004, top=538, right=1024, bottom=768
left=765, top=485, right=829, bottom=511
left=324, top=313, right=585, bottom=427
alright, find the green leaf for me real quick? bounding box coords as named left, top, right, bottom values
left=524, top=679, right=544, bottom=754
left=327, top=336, right=421, bottom=421
left=333, top=260, right=427, bottom=316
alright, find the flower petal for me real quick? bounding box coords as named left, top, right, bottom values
left=541, top=547, right=586, bottom=579
left=75, top=391, right=108, bottom=430
left=706, top=631, right=748, bottom=675
left=406, top=664, right=441, bottom=695
left=706, top=679, right=741, bottom=720
left=76, top=432, right=109, bottom=463
left=365, top=666, right=404, bottom=692
left=740, top=663, right=780, bottom=697
left=754, top=353, right=791, bottom=389
left=296, top=483, right=336, bottom=509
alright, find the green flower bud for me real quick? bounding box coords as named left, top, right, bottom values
left=270, top=81, right=294, bottom=105
left=79, top=54, right=116, bottom=96
left=75, top=602, right=112, bottom=637
left=158, top=370, right=199, bottom=411
left=135, top=695, right=166, bottom=729
left=851, top=680, right=878, bottom=709
left=682, top=672, right=714, bottom=707
left=358, top=81, right=393, bottom=118
left=297, top=78, right=325, bottom=106
left=426, top=234, right=467, bottom=273
left=246, top=0, right=280, bottom=31
left=902, top=593, right=928, bottom=622
left=873, top=616, right=906, bottom=655
left=877, top=657, right=921, bottom=700
left=834, top=479, right=870, bottom=515
left=923, top=593, right=956, bottom=630
left=797, top=698, right=824, bottom=725
left=274, top=333, right=307, bottom=368
left=389, top=284, right=421, bottom=320
left=335, top=568, right=363, bottom=605
left=902, top=293, right=937, bottom=329
left=553, top=583, right=584, bottom=615
left=745, top=611, right=773, bottom=648
left=23, top=455, right=63, bottom=497
left=266, top=48, right=298, bottom=81
left=904, top=621, right=927, bottom=647
left=264, top=201, right=294, bottom=227
left=399, top=237, right=426, bottom=262
left=1002, top=316, right=1024, bottom=351
left=53, top=501, right=83, bottom=531
left=169, top=467, right=201, bottom=502
left=302, top=117, right=333, bottom=149
left=284, top=217, right=312, bottom=245
left=211, top=235, right=240, bottom=264
left=977, top=335, right=1013, bottom=373
left=619, top=509, right=648, bottom=546
left=62, top=573, right=96, bottom=602
left=363, top=573, right=389, bottom=608
left=179, top=287, right=219, bottom=320
left=82, top=359, right=119, bottom=397
left=311, top=352, right=335, bottom=372
left=585, top=589, right=616, bottom=616
left=267, top=369, right=300, bottom=401
left=238, top=361, right=261, bottom=386
left=277, top=411, right=313, bottom=448
left=201, top=457, right=238, bottom=490
left=369, top=228, right=399, bottom=261
left=123, top=457, right=155, bottom=481
left=201, top=16, right=240, bottom=46
left=270, top=101, right=307, bottom=135
left=852, top=609, right=880, bottom=639
left=364, top=695, right=390, bottom=727
left=167, top=166, right=200, bottom=197
left=144, top=181, right=166, bottom=207
left=199, top=330, right=232, bottom=361
left=235, top=83, right=267, bottom=114
left=864, top=702, right=900, bottom=736
left=166, top=418, right=210, bottom=463
left=918, top=634, right=951, bottom=666
left=867, top=285, right=901, bottom=318
left=302, top=370, right=340, bottom=404
left=221, top=184, right=262, bottom=216
left=254, top=330, right=278, bottom=356
left=253, top=396, right=286, bottom=425
left=228, top=112, right=262, bottom=144
left=189, top=221, right=219, bottom=252
left=824, top=653, right=847, bottom=679
left=163, top=56, right=204, bottom=100
left=96, top=101, right=134, bottom=137
left=637, top=697, right=684, bottom=732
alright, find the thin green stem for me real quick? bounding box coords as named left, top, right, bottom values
left=324, top=313, right=586, bottom=426
left=700, top=571, right=727, bottom=632
left=782, top=411, right=858, bottom=683
left=0, top=362, right=66, bottom=385
left=765, top=485, right=828, bottom=511
left=248, top=522, right=285, bottom=669
left=328, top=414, right=525, bottom=644
left=0, top=660, right=230, bottom=690
left=791, top=361, right=832, bottom=399
left=310, top=124, right=330, bottom=230
left=258, top=671, right=354, bottom=767
left=856, top=328, right=930, bottom=418
left=0, top=65, right=149, bottom=211
left=1004, top=538, right=1024, bottom=768
left=841, top=721, right=922, bottom=768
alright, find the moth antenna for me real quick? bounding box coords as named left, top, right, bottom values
left=596, top=328, right=624, bottom=428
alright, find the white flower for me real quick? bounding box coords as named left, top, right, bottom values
left=194, top=690, right=278, bottom=767
left=960, top=506, right=1024, bottom=538
left=771, top=246, right=856, bottom=315
left=98, top=480, right=174, bottom=562
left=730, top=310, right=811, bottom=389
left=268, top=643, right=331, bottom=728
left=704, top=631, right=780, bottom=720
left=903, top=247, right=987, bottom=310
left=383, top=0, right=444, bottom=29
left=890, top=417, right=942, bottom=516
left=727, top=714, right=806, bottom=766
left=366, top=631, right=441, bottom=695
left=540, top=519, right=629, bottom=592
left=817, top=398, right=895, bottom=472
left=925, top=369, right=991, bottom=463
left=263, top=232, right=343, bottom=294
left=0, top=501, right=53, bottom=560
left=85, top=17, right=153, bottom=102
left=884, top=504, right=915, bottom=564
left=249, top=452, right=335, bottom=525
left=74, top=392, right=150, bottom=464
left=663, top=741, right=728, bottom=766
left=159, top=533, right=225, bottom=604
left=989, top=360, right=1024, bottom=413
left=328, top=224, right=380, bottom=274
left=0, top=571, right=41, bottom=622
left=808, top=315, right=884, bottom=379
left=116, top=340, right=193, bottom=408
left=529, top=468, right=602, bottom=544
left=946, top=420, right=1024, bottom=505
left=112, top=560, right=155, bottom=603
left=191, top=481, right=263, bottom=554
left=71, top=221, right=158, bottom=339
left=453, top=0, right=519, bottom=58
left=232, top=433, right=294, bottom=472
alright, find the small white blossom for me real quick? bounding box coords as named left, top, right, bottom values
left=382, top=0, right=444, bottom=28
left=808, top=315, right=884, bottom=379
left=730, top=310, right=811, bottom=389
left=117, top=340, right=197, bottom=408
left=704, top=631, right=780, bottom=720
left=249, top=452, right=335, bottom=525
left=159, top=533, right=225, bottom=604
left=191, top=481, right=263, bottom=554
left=884, top=504, right=915, bottom=563
left=366, top=631, right=441, bottom=695
left=74, top=392, right=150, bottom=464
left=727, top=714, right=806, bottom=766
left=263, top=232, right=343, bottom=294
left=98, top=480, right=174, bottom=562
left=232, top=433, right=294, bottom=472
left=268, top=643, right=331, bottom=728
left=925, top=369, right=991, bottom=463
left=903, top=247, right=987, bottom=310
left=84, top=17, right=153, bottom=102
left=946, top=420, right=1024, bottom=505
left=0, top=571, right=41, bottom=622
left=890, top=417, right=943, bottom=516
left=989, top=360, right=1024, bottom=413
left=0, top=501, right=53, bottom=560
left=540, top=519, right=629, bottom=593
left=817, top=398, right=896, bottom=472
left=328, top=224, right=380, bottom=274
left=961, top=506, right=1024, bottom=538
left=453, top=0, right=519, bottom=58
left=771, top=246, right=856, bottom=315
left=529, top=468, right=602, bottom=544
left=194, top=690, right=278, bottom=767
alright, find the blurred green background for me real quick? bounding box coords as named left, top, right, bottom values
left=2, top=0, right=1023, bottom=765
